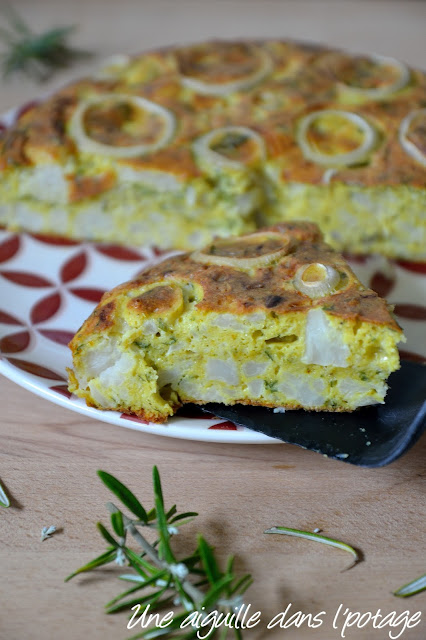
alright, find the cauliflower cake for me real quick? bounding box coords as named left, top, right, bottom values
left=68, top=222, right=405, bottom=422
left=0, top=40, right=425, bottom=258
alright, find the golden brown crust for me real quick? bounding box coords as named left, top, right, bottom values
left=1, top=40, right=424, bottom=188
left=128, top=285, right=181, bottom=316
left=89, top=222, right=401, bottom=335
left=75, top=300, right=116, bottom=338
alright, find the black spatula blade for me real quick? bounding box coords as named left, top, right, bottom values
left=200, top=361, right=426, bottom=467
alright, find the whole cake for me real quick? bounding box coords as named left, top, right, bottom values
left=0, top=40, right=425, bottom=258
left=68, top=222, right=404, bottom=422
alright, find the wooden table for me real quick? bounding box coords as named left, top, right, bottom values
left=1, top=2, right=425, bottom=639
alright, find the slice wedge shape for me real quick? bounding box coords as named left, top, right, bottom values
left=68, top=222, right=404, bottom=422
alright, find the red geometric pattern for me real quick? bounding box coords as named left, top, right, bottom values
left=30, top=233, right=79, bottom=247
left=2, top=271, right=52, bottom=287
left=0, top=310, right=24, bottom=325
left=38, top=330, right=75, bottom=346
left=0, top=235, right=20, bottom=263
left=120, top=413, right=151, bottom=425
left=369, top=272, right=395, bottom=299
left=5, top=357, right=65, bottom=381
left=0, top=312, right=30, bottom=354
left=0, top=331, right=30, bottom=354
left=208, top=421, right=238, bottom=430
left=96, top=245, right=143, bottom=261
left=31, top=293, right=62, bottom=324
left=49, top=384, right=74, bottom=399
left=60, top=251, right=87, bottom=282
left=67, top=287, right=105, bottom=303
left=393, top=304, right=426, bottom=321
left=397, top=261, right=426, bottom=275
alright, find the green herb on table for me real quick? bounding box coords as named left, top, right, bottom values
left=264, top=526, right=360, bottom=570
left=393, top=573, right=426, bottom=598
left=0, top=4, right=90, bottom=81
left=0, top=478, right=10, bottom=507
left=66, top=467, right=252, bottom=638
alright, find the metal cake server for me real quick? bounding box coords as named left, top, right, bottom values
left=200, top=360, right=426, bottom=467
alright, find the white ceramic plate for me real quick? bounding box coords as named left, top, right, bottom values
left=1, top=106, right=425, bottom=444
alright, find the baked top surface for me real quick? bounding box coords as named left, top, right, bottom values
left=72, top=221, right=402, bottom=345
left=1, top=39, right=425, bottom=191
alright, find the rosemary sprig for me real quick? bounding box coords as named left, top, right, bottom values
left=66, top=467, right=252, bottom=639
left=0, top=478, right=10, bottom=507
left=264, top=526, right=360, bottom=570
left=0, top=4, right=90, bottom=81
left=393, top=573, right=426, bottom=598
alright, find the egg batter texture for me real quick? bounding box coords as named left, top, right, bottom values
left=0, top=41, right=425, bottom=258
left=68, top=222, right=404, bottom=422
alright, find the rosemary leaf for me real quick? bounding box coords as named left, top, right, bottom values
left=0, top=479, right=10, bottom=508
left=0, top=5, right=91, bottom=81
left=201, top=574, right=235, bottom=609
left=228, top=574, right=253, bottom=597
left=225, top=555, right=235, bottom=576
left=64, top=548, right=117, bottom=582
left=97, top=522, right=120, bottom=548
left=119, top=574, right=153, bottom=583
left=169, top=512, right=199, bottom=524
left=111, top=510, right=125, bottom=538
left=98, top=471, right=148, bottom=523
left=394, top=573, right=426, bottom=598
left=198, top=535, right=221, bottom=585
left=146, top=507, right=157, bottom=521
left=173, top=577, right=197, bottom=612
left=124, top=547, right=159, bottom=576
left=107, top=589, right=173, bottom=616
left=264, top=526, right=360, bottom=569
left=106, top=584, right=170, bottom=612
left=166, top=504, right=178, bottom=519
left=152, top=466, right=175, bottom=564
left=128, top=611, right=193, bottom=640
left=119, top=569, right=168, bottom=590
left=152, top=466, right=164, bottom=506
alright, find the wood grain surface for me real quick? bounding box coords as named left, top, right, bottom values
left=0, top=2, right=425, bottom=639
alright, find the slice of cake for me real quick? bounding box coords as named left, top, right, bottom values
left=68, top=222, right=404, bottom=422
left=0, top=40, right=425, bottom=257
